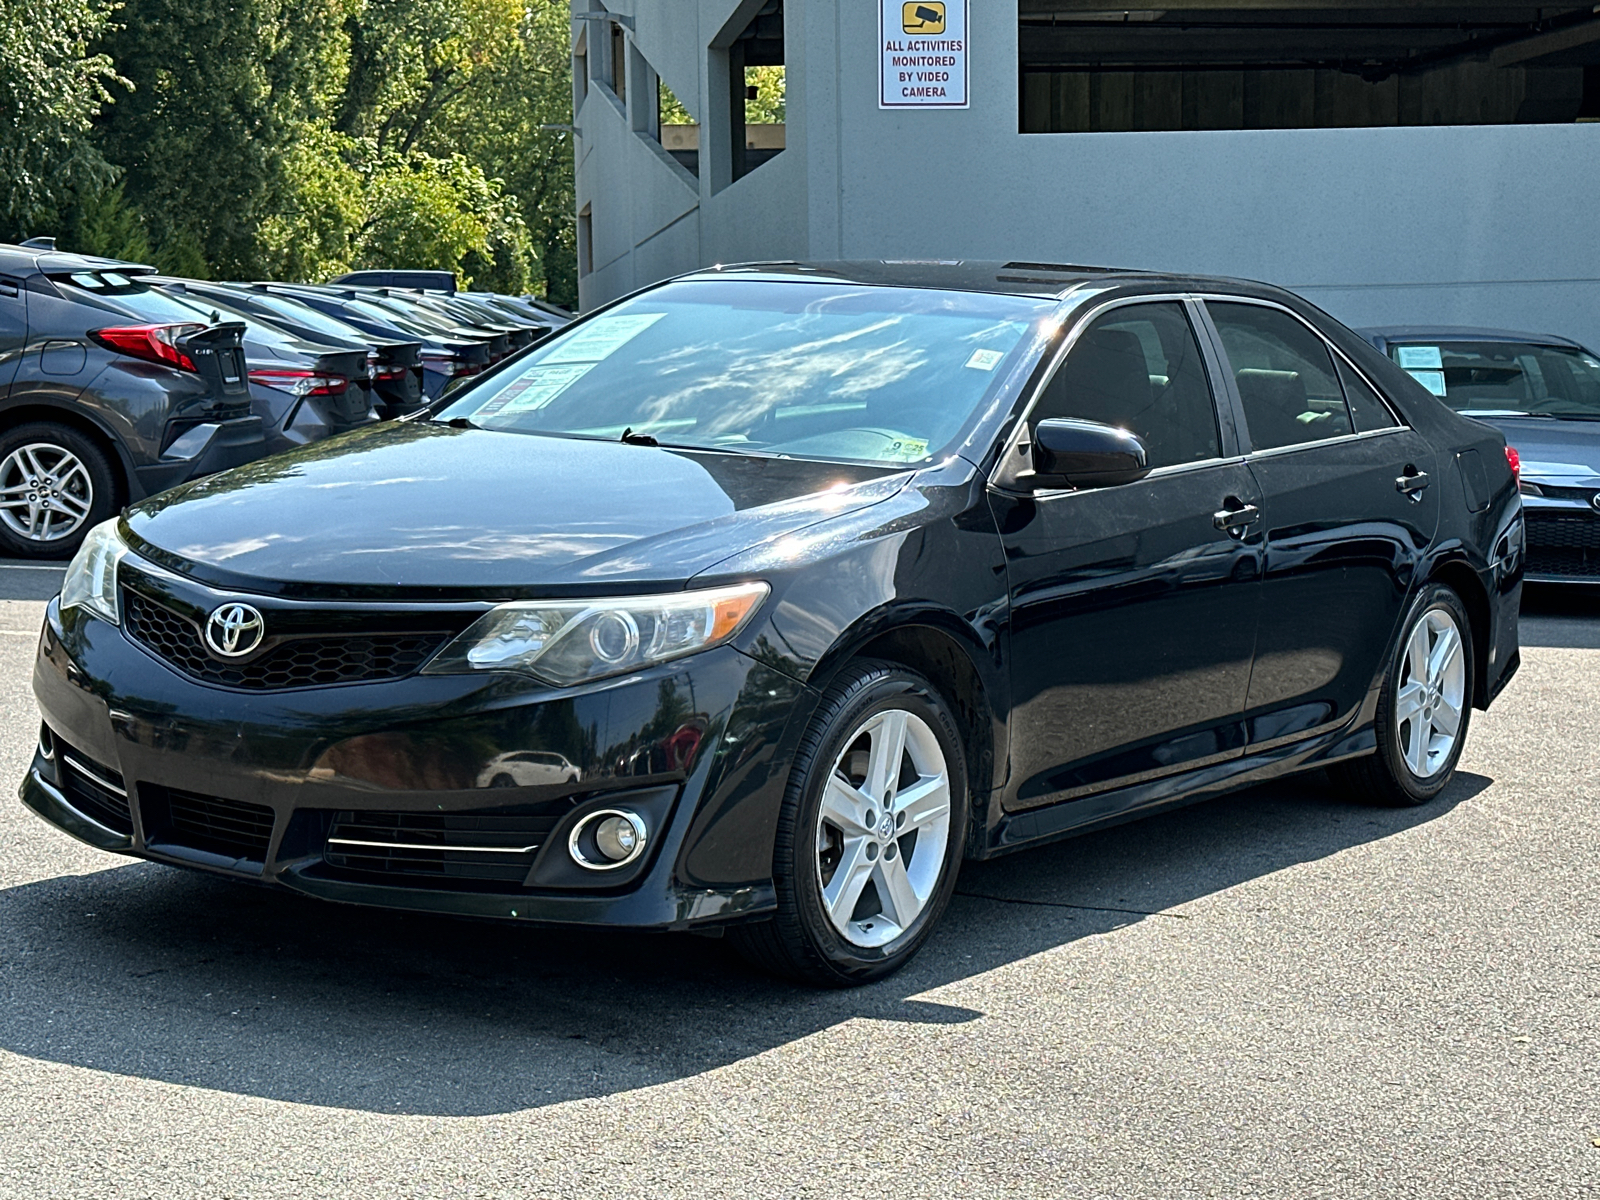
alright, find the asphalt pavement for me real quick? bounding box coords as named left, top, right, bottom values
left=0, top=564, right=1596, bottom=1198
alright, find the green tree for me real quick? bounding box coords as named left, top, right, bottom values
left=0, top=0, right=125, bottom=237
left=93, top=0, right=351, bottom=276
left=435, top=0, right=575, bottom=304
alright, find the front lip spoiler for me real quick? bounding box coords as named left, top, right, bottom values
left=19, top=768, right=778, bottom=931
left=274, top=858, right=777, bottom=930
left=18, top=768, right=133, bottom=853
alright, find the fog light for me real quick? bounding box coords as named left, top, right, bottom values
left=568, top=808, right=648, bottom=870
left=595, top=815, right=637, bottom=860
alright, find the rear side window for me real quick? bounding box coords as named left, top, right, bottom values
left=1337, top=360, right=1399, bottom=432
left=1208, top=302, right=1354, bottom=451
left=1034, top=301, right=1220, bottom=470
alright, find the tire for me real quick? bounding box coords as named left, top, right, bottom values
left=1330, top=582, right=1474, bottom=807
left=731, top=659, right=969, bottom=986
left=0, top=423, right=117, bottom=559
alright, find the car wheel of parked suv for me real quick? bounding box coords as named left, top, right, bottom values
left=1331, top=583, right=1474, bottom=807
left=733, top=660, right=968, bottom=986
left=0, top=423, right=116, bottom=558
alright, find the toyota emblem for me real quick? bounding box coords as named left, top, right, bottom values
left=204, top=603, right=265, bottom=658
left=1592, top=491, right=1600, bottom=512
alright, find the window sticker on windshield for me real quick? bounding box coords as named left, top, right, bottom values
left=881, top=436, right=929, bottom=461
left=1408, top=369, right=1447, bottom=397
left=473, top=364, right=595, bottom=417
left=1397, top=345, right=1443, bottom=370
left=541, top=313, right=667, bottom=364
left=965, top=348, right=1005, bottom=371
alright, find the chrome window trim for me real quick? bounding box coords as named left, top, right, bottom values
left=1194, top=293, right=1412, bottom=454
left=988, top=291, right=1226, bottom=492
left=1238, top=425, right=1410, bottom=462
left=1023, top=453, right=1245, bottom=500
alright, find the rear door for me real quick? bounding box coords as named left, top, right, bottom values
left=1200, top=299, right=1440, bottom=747
left=0, top=273, right=26, bottom=398
left=995, top=297, right=1264, bottom=812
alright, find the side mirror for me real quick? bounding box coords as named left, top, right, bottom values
left=1031, top=418, right=1149, bottom=488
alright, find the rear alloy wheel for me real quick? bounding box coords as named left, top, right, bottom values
left=0, top=423, right=116, bottom=559
left=1331, top=583, right=1474, bottom=807
left=731, top=660, right=968, bottom=986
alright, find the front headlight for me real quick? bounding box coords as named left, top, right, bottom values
left=60, top=519, right=128, bottom=625
left=424, top=581, right=769, bottom=687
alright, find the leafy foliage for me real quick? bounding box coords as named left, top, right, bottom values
left=0, top=0, right=125, bottom=235
left=1, top=0, right=576, bottom=303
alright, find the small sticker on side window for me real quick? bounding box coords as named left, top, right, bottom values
left=1396, top=345, right=1443, bottom=370
left=964, top=348, right=1005, bottom=371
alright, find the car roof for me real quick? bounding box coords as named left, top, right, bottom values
left=0, top=243, right=159, bottom=275
left=676, top=259, right=1300, bottom=302
left=1360, top=325, right=1584, bottom=349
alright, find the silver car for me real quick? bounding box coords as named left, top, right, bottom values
left=1364, top=326, right=1600, bottom=584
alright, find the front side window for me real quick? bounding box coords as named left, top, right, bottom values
left=1032, top=301, right=1220, bottom=470
left=1209, top=302, right=1354, bottom=451
left=437, top=280, right=1054, bottom=467
left=1388, top=341, right=1600, bottom=420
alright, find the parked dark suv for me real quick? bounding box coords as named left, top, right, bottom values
left=0, top=244, right=263, bottom=557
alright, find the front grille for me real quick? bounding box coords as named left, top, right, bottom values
left=55, top=738, right=133, bottom=836
left=144, top=785, right=275, bottom=860
left=1524, top=511, right=1600, bottom=579
left=1524, top=511, right=1600, bottom=550
left=322, top=808, right=566, bottom=887
left=122, top=588, right=447, bottom=691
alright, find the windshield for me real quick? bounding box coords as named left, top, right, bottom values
left=1390, top=340, right=1600, bottom=419
left=435, top=280, right=1052, bottom=466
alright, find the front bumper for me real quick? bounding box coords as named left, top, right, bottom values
left=23, top=597, right=814, bottom=929
left=1519, top=487, right=1600, bottom=584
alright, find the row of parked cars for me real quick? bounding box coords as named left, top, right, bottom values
left=0, top=242, right=569, bottom=558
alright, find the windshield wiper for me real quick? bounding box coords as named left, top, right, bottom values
left=619, top=427, right=659, bottom=446
left=442, top=416, right=477, bottom=429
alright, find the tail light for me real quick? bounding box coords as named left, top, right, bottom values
left=1504, top=445, right=1521, bottom=483
left=248, top=369, right=349, bottom=397
left=90, top=324, right=204, bottom=372
left=421, top=353, right=481, bottom=377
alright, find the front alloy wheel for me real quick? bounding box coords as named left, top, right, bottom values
left=815, top=707, right=952, bottom=948
left=732, top=660, right=968, bottom=986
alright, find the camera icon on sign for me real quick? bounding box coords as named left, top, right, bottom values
left=902, top=2, right=945, bottom=34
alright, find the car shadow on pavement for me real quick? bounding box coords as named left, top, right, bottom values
left=0, top=770, right=1490, bottom=1116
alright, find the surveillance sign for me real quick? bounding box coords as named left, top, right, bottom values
left=880, top=0, right=968, bottom=109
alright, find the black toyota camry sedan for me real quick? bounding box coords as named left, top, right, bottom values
left=22, top=261, right=1524, bottom=986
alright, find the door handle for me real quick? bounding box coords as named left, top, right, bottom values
left=1213, top=503, right=1260, bottom=533
left=1395, top=469, right=1430, bottom=497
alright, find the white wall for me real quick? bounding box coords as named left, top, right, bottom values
left=576, top=1, right=1600, bottom=350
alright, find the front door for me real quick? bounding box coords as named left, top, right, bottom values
left=1202, top=300, right=1440, bottom=746
left=997, top=299, right=1263, bottom=812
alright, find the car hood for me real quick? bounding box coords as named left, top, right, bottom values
left=1474, top=414, right=1600, bottom=484
left=123, top=421, right=911, bottom=597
